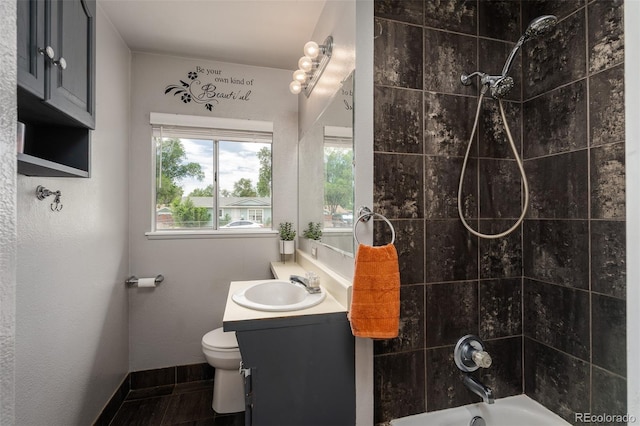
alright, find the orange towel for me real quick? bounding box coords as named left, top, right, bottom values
left=348, top=243, right=400, bottom=338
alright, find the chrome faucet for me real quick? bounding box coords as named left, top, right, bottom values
left=290, top=274, right=321, bottom=294
left=463, top=374, right=494, bottom=404
left=454, top=335, right=495, bottom=404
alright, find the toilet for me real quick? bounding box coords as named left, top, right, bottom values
left=201, top=327, right=245, bottom=413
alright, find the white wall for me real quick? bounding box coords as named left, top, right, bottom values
left=128, top=53, right=298, bottom=370
left=0, top=0, right=17, bottom=423
left=15, top=7, right=131, bottom=425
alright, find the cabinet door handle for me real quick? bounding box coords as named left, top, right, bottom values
left=38, top=46, right=66, bottom=70
left=53, top=57, right=67, bottom=70
left=38, top=46, right=55, bottom=59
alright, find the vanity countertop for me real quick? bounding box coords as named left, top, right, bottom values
left=223, top=279, right=348, bottom=331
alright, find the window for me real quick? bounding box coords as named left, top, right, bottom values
left=248, top=209, right=264, bottom=223
left=150, top=113, right=273, bottom=233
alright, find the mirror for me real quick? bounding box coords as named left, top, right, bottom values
left=299, top=72, right=354, bottom=256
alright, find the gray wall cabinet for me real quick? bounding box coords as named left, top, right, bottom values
left=17, top=0, right=96, bottom=177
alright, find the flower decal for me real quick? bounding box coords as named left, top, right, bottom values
left=181, top=93, right=191, bottom=103
left=164, top=70, right=223, bottom=112
left=187, top=71, right=198, bottom=80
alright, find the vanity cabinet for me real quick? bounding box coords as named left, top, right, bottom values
left=226, top=313, right=355, bottom=426
left=17, top=0, right=96, bottom=177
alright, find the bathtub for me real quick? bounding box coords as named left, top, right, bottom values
left=390, top=395, right=570, bottom=426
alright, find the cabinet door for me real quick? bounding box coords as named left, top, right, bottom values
left=46, top=0, right=96, bottom=129
left=17, top=0, right=45, bottom=98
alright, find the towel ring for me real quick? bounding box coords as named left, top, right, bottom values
left=353, top=207, right=396, bottom=246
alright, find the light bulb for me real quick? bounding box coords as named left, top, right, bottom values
left=304, top=41, right=320, bottom=59
left=298, top=56, right=314, bottom=72
left=293, top=69, right=307, bottom=83
left=289, top=80, right=302, bottom=94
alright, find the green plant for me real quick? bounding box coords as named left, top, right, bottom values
left=303, top=222, right=322, bottom=240
left=278, top=222, right=296, bottom=240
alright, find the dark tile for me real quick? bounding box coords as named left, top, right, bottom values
left=524, top=338, right=589, bottom=424
left=424, top=92, right=478, bottom=156
left=478, top=39, right=522, bottom=102
left=426, top=281, right=478, bottom=347
left=375, top=219, right=425, bottom=285
left=523, top=9, right=587, bottom=99
left=523, top=80, right=588, bottom=158
left=424, top=0, right=477, bottom=35
left=374, top=0, right=423, bottom=25
left=177, top=363, right=214, bottom=383
left=592, top=366, right=627, bottom=424
left=173, top=380, right=213, bottom=395
left=162, top=389, right=215, bottom=425
left=425, top=155, right=477, bottom=219
left=480, top=278, right=522, bottom=339
left=479, top=159, right=523, bottom=219
left=426, top=345, right=480, bottom=411
left=110, top=396, right=171, bottom=426
left=524, top=150, right=589, bottom=219
left=426, top=220, right=479, bottom=283
left=592, top=293, right=626, bottom=376
left=374, top=351, right=426, bottom=423
left=479, top=337, right=523, bottom=398
left=423, top=29, right=477, bottom=95
left=590, top=64, right=625, bottom=146
left=479, top=1, right=521, bottom=42
left=212, top=413, right=245, bottom=426
left=375, top=284, right=425, bottom=355
left=523, top=220, right=589, bottom=289
left=591, top=220, right=626, bottom=299
left=588, top=0, right=624, bottom=73
left=374, top=86, right=423, bottom=154
left=94, top=375, right=130, bottom=426
left=522, top=0, right=585, bottom=27
left=374, top=18, right=423, bottom=89
left=374, top=153, right=424, bottom=219
left=591, top=142, right=625, bottom=219
left=131, top=367, right=175, bottom=390
left=127, top=385, right=175, bottom=401
left=523, top=279, right=590, bottom=360
left=478, top=99, right=522, bottom=159
left=479, top=220, right=522, bottom=279
left=176, top=418, right=216, bottom=426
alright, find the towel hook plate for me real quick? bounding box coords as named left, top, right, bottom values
left=353, top=206, right=396, bottom=246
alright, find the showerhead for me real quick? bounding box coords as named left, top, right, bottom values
left=499, top=15, right=558, bottom=79
left=489, top=76, right=514, bottom=99
left=524, top=15, right=558, bottom=40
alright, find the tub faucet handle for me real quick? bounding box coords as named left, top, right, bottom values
left=454, top=335, right=492, bottom=372
left=472, top=350, right=492, bottom=369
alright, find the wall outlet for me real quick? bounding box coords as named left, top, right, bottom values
left=311, top=247, right=317, bottom=258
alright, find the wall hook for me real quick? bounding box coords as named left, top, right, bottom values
left=36, top=185, right=63, bottom=212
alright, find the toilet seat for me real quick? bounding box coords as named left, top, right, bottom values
left=202, top=327, right=239, bottom=351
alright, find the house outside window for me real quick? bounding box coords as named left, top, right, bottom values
left=150, top=113, right=272, bottom=233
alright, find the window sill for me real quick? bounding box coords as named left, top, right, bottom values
left=145, top=229, right=278, bottom=240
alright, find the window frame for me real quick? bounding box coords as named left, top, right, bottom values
left=146, top=113, right=277, bottom=239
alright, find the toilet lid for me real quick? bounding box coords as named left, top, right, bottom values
left=202, top=327, right=238, bottom=350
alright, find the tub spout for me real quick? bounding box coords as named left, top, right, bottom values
left=463, top=375, right=494, bottom=404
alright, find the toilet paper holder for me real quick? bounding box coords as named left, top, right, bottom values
left=125, top=274, right=164, bottom=286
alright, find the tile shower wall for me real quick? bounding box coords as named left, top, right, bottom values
left=372, top=1, right=626, bottom=424
left=521, top=1, right=626, bottom=424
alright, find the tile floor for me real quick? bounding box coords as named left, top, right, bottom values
left=109, top=380, right=244, bottom=425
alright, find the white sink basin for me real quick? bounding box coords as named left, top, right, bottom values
left=232, top=280, right=326, bottom=312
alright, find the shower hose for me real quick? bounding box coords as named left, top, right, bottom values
left=457, top=91, right=529, bottom=239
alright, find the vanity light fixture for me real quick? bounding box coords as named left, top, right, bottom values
left=289, top=35, right=333, bottom=97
